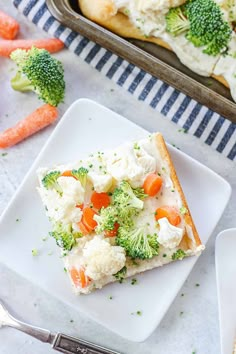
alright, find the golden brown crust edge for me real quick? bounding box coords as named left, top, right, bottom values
left=78, top=0, right=229, bottom=89
left=154, top=133, right=202, bottom=250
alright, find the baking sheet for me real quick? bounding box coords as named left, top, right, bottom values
left=46, top=0, right=236, bottom=123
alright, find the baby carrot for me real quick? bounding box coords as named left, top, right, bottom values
left=91, top=191, right=110, bottom=209
left=0, top=38, right=64, bottom=57
left=0, top=10, right=19, bottom=39
left=143, top=173, right=163, bottom=197
left=155, top=206, right=181, bottom=226
left=0, top=104, right=58, bottom=148
left=82, top=207, right=98, bottom=231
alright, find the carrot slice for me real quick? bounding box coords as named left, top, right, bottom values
left=82, top=207, right=98, bottom=231
left=91, top=191, right=110, bottom=209
left=70, top=267, right=90, bottom=288
left=0, top=38, right=64, bottom=57
left=0, top=11, right=19, bottom=39
left=76, top=204, right=84, bottom=210
left=143, top=173, right=162, bottom=197
left=104, top=222, right=120, bottom=237
left=61, top=170, right=73, bottom=177
left=0, top=104, right=58, bottom=148
left=155, top=206, right=181, bottom=226
left=77, top=220, right=90, bottom=235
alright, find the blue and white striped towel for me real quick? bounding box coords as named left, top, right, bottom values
left=13, top=0, right=236, bottom=161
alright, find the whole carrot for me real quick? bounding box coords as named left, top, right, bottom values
left=0, top=104, right=58, bottom=148
left=0, top=38, right=64, bottom=57
left=0, top=10, right=19, bottom=39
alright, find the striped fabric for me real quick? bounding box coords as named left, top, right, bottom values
left=13, top=0, right=236, bottom=161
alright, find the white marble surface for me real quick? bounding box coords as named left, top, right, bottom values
left=0, top=2, right=235, bottom=354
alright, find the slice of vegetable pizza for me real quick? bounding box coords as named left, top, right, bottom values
left=37, top=133, right=204, bottom=294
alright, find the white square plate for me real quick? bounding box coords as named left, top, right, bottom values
left=0, top=99, right=231, bottom=342
left=216, top=228, right=236, bottom=354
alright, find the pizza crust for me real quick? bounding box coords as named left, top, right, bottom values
left=154, top=134, right=202, bottom=250
left=78, top=0, right=229, bottom=89
left=68, top=133, right=203, bottom=294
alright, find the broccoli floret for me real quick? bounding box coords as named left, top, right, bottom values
left=10, top=47, right=65, bottom=106
left=95, top=206, right=118, bottom=233
left=42, top=171, right=62, bottom=194
left=71, top=167, right=88, bottom=188
left=113, top=181, right=144, bottom=210
left=50, top=223, right=75, bottom=251
left=172, top=249, right=186, bottom=260
left=113, top=266, right=127, bottom=283
left=166, top=0, right=232, bottom=56
left=185, top=0, right=232, bottom=55
left=166, top=6, right=190, bottom=36
left=116, top=226, right=159, bottom=260
left=132, top=187, right=148, bottom=200
left=112, top=181, right=144, bottom=229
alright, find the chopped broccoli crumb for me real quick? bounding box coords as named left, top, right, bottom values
left=114, top=266, right=127, bottom=283
left=32, top=249, right=38, bottom=256
left=180, top=206, right=188, bottom=215
left=131, top=278, right=138, bottom=285
left=172, top=249, right=186, bottom=260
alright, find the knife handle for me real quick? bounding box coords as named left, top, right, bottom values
left=52, top=333, right=121, bottom=354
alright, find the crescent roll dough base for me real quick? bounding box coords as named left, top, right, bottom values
left=78, top=0, right=229, bottom=89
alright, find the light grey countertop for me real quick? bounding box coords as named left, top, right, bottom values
left=0, top=2, right=235, bottom=354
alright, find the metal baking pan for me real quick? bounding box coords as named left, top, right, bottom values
left=46, top=0, right=236, bottom=123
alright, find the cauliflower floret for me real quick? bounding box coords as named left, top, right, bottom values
left=57, top=176, right=84, bottom=204
left=158, top=217, right=184, bottom=249
left=83, top=236, right=126, bottom=280
left=38, top=176, right=84, bottom=224
left=106, top=143, right=144, bottom=188
left=88, top=172, right=113, bottom=193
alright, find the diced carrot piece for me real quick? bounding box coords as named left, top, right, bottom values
left=70, top=267, right=90, bottom=288
left=143, top=173, right=162, bottom=197
left=155, top=206, right=181, bottom=226
left=0, top=38, right=64, bottom=57
left=61, top=170, right=73, bottom=177
left=91, top=191, right=110, bottom=209
left=0, top=104, right=58, bottom=148
left=104, top=222, right=120, bottom=237
left=77, top=221, right=90, bottom=235
left=76, top=204, right=84, bottom=210
left=82, top=207, right=98, bottom=231
left=0, top=10, right=19, bottom=39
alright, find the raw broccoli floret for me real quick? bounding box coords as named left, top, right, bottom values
left=50, top=223, right=75, bottom=251
left=113, top=266, right=127, bottom=283
left=166, top=0, right=232, bottom=56
left=112, top=181, right=144, bottom=228
left=42, top=171, right=62, bottom=194
left=113, top=181, right=144, bottom=210
left=185, top=0, right=232, bottom=55
left=166, top=6, right=190, bottom=36
left=116, top=226, right=159, bottom=260
left=10, top=47, right=65, bottom=106
left=132, top=187, right=148, bottom=200
left=94, top=206, right=118, bottom=234
left=71, top=167, right=88, bottom=188
left=172, top=249, right=186, bottom=260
